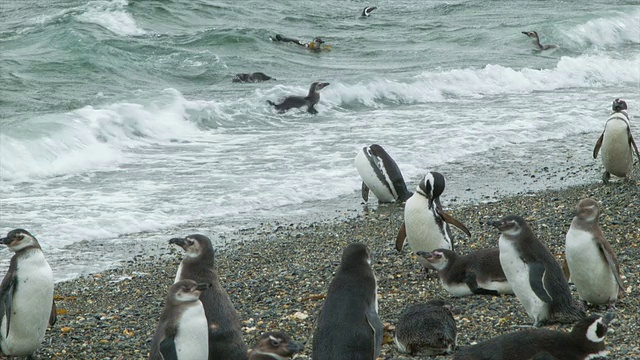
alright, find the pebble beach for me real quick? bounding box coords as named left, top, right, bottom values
left=33, top=177, right=639, bottom=360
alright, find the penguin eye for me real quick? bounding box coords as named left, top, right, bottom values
left=270, top=338, right=281, bottom=347
left=186, top=239, right=194, bottom=246
left=16, top=234, right=24, bottom=241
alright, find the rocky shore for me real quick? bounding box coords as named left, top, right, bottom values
left=36, top=179, right=639, bottom=359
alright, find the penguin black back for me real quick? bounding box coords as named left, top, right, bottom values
left=394, top=299, right=456, bottom=356
left=312, top=243, right=383, bottom=360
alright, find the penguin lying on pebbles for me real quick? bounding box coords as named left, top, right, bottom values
left=489, top=215, right=584, bottom=326
left=0, top=229, right=57, bottom=359
left=416, top=248, right=513, bottom=296
left=394, top=300, right=457, bottom=356
left=248, top=331, right=303, bottom=360
left=454, top=312, right=615, bottom=360
left=565, top=198, right=624, bottom=309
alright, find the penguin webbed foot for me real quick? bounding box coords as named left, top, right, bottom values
left=473, top=288, right=500, bottom=296
left=307, top=105, right=318, bottom=114
left=602, top=171, right=610, bottom=184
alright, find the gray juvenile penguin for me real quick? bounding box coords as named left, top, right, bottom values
left=489, top=215, right=584, bottom=326
left=394, top=300, right=457, bottom=356
left=454, top=312, right=614, bottom=360
left=170, top=234, right=248, bottom=360
left=0, top=229, right=57, bottom=359
left=521, top=31, right=557, bottom=50
left=267, top=82, right=330, bottom=114
left=416, top=248, right=513, bottom=296
left=149, top=280, right=211, bottom=360
left=565, top=198, right=624, bottom=308
left=248, top=331, right=304, bottom=360
left=232, top=72, right=274, bottom=83
left=312, top=243, right=384, bottom=359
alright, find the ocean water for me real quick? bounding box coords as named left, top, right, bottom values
left=1, top=0, right=639, bottom=281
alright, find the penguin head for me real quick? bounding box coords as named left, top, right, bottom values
left=612, top=98, right=627, bottom=112
left=572, top=313, right=614, bottom=344
left=416, top=249, right=451, bottom=271
left=168, top=280, right=211, bottom=304
left=417, top=172, right=446, bottom=202
left=310, top=81, right=330, bottom=92
left=1, top=228, right=40, bottom=252
left=169, top=234, right=214, bottom=258
left=488, top=215, right=526, bottom=237
left=522, top=31, right=538, bottom=39
left=249, top=331, right=304, bottom=359
left=575, top=198, right=600, bottom=223
left=340, top=243, right=371, bottom=266
left=362, top=6, right=377, bottom=16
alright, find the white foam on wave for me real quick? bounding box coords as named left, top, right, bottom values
left=0, top=89, right=203, bottom=181
left=75, top=0, right=146, bottom=36
left=561, top=10, right=640, bottom=47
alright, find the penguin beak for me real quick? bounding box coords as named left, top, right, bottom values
left=603, top=311, right=615, bottom=325
left=285, top=340, right=304, bottom=353
left=0, top=237, right=7, bottom=245
left=487, top=220, right=504, bottom=229
left=415, top=251, right=431, bottom=259
left=169, top=237, right=187, bottom=248
left=195, top=283, right=212, bottom=291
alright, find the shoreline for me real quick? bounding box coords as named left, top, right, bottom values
left=36, top=179, right=639, bottom=359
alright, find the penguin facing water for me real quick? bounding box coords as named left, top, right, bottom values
left=489, top=215, right=584, bottom=326
left=593, top=98, right=640, bottom=183
left=170, top=234, right=247, bottom=360
left=150, top=280, right=211, bottom=360
left=396, top=172, right=471, bottom=270
left=354, top=144, right=413, bottom=203
left=0, top=229, right=57, bottom=358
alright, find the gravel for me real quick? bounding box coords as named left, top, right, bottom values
left=35, top=179, right=639, bottom=359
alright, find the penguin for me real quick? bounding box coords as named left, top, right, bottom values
left=248, top=331, right=304, bottom=360
left=416, top=248, right=513, bottom=297
left=150, top=280, right=211, bottom=360
left=267, top=82, right=330, bottom=114
left=489, top=215, right=584, bottom=326
left=394, top=300, right=457, bottom=356
left=0, top=229, right=57, bottom=359
left=454, top=312, right=614, bottom=360
left=312, top=243, right=384, bottom=359
left=232, top=72, right=275, bottom=83
left=521, top=31, right=557, bottom=51
left=593, top=98, right=640, bottom=183
left=354, top=144, right=413, bottom=203
left=396, top=172, right=471, bottom=270
left=565, top=198, right=624, bottom=308
left=361, top=6, right=377, bottom=17
left=170, top=234, right=248, bottom=360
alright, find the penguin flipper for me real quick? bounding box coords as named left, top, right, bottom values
left=465, top=273, right=499, bottom=296
left=365, top=305, right=384, bottom=357
left=49, top=300, right=57, bottom=326
left=0, top=257, right=18, bottom=337
left=593, top=132, right=604, bottom=159
left=628, top=130, right=640, bottom=161
left=437, top=208, right=471, bottom=237
left=361, top=182, right=370, bottom=202
left=529, top=262, right=553, bottom=303
left=395, top=223, right=407, bottom=252
left=159, top=336, right=178, bottom=360
left=598, top=241, right=625, bottom=292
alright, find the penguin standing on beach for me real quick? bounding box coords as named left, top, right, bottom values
left=150, top=280, right=211, bottom=360
left=170, top=234, right=248, bottom=360
left=354, top=144, right=413, bottom=203
left=454, top=312, right=614, bottom=360
left=416, top=248, right=513, bottom=296
left=312, top=243, right=384, bottom=359
left=248, top=331, right=304, bottom=360
left=565, top=198, right=624, bottom=308
left=489, top=215, right=584, bottom=326
left=396, top=172, right=471, bottom=270
left=394, top=300, right=457, bottom=356
left=0, top=229, right=57, bottom=359
left=593, top=98, right=640, bottom=183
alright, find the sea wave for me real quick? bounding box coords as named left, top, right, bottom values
left=75, top=0, right=146, bottom=36
left=562, top=10, right=640, bottom=47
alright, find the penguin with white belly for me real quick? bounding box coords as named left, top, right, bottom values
left=396, top=172, right=471, bottom=270
left=354, top=144, right=413, bottom=203
left=593, top=98, right=640, bottom=183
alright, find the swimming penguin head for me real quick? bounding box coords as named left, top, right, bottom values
left=1, top=228, right=39, bottom=252
left=362, top=6, right=377, bottom=17
left=612, top=98, right=627, bottom=112
left=522, top=31, right=538, bottom=39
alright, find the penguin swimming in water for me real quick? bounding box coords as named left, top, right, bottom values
left=150, top=280, right=211, bottom=360
left=0, top=229, right=57, bottom=359
left=312, top=243, right=384, bottom=359
left=396, top=172, right=471, bottom=270
left=271, top=34, right=331, bottom=52
left=170, top=234, right=248, bottom=360
left=361, top=6, right=377, bottom=17
left=248, top=331, right=303, bottom=360
left=232, top=72, right=274, bottom=83
left=489, top=215, right=584, bottom=326
left=394, top=300, right=457, bottom=356
left=454, top=312, right=614, bottom=360
left=416, top=248, right=513, bottom=297
left=354, top=144, right=413, bottom=203
left=593, top=98, right=640, bottom=183
left=522, top=31, right=557, bottom=51
left=267, top=82, right=330, bottom=114
left=565, top=198, right=624, bottom=308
